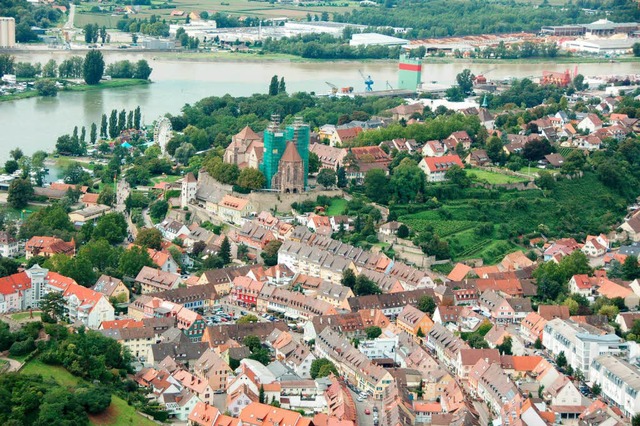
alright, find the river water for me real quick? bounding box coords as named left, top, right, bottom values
left=0, top=50, right=636, bottom=162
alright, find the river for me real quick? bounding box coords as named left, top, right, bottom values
left=0, top=50, right=637, bottom=162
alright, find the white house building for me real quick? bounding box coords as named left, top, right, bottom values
left=590, top=355, right=640, bottom=418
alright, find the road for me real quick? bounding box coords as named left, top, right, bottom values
left=0, top=357, right=23, bottom=372
left=115, top=179, right=139, bottom=239
left=348, top=388, right=377, bottom=426
left=64, top=4, right=75, bottom=30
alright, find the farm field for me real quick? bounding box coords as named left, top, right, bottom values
left=75, top=0, right=360, bottom=28
left=396, top=173, right=627, bottom=263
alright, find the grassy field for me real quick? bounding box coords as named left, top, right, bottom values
left=467, top=168, right=528, bottom=185
left=21, top=359, right=157, bottom=426
left=0, top=79, right=149, bottom=104
left=151, top=174, right=182, bottom=184
left=0, top=204, right=43, bottom=222
left=326, top=198, right=347, bottom=216
left=397, top=173, right=628, bottom=263
left=10, top=311, right=42, bottom=321
left=76, top=0, right=360, bottom=28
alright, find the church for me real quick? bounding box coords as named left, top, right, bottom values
left=223, top=116, right=310, bottom=193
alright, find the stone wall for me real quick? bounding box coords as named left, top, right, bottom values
left=248, top=189, right=344, bottom=213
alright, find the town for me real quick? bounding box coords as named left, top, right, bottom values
left=0, top=59, right=639, bottom=426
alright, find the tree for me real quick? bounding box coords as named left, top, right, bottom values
left=365, top=326, right=382, bottom=339
left=90, top=122, right=98, bottom=145
left=317, top=168, right=336, bottom=188
left=445, top=165, right=471, bottom=188
left=97, top=185, right=116, bottom=207
left=496, top=336, right=513, bottom=355
left=40, top=291, right=66, bottom=322
left=4, top=160, right=18, bottom=174
left=556, top=351, right=567, bottom=368
left=220, top=237, right=231, bottom=265
left=522, top=139, right=552, bottom=161
left=10, top=148, right=23, bottom=161
left=622, top=255, right=640, bottom=280
left=456, top=69, right=475, bottom=96
left=83, top=50, right=105, bottom=85
left=135, top=228, right=163, bottom=250
left=34, top=79, right=58, bottom=97
left=108, top=109, right=118, bottom=139
left=134, top=59, right=153, bottom=80
left=149, top=199, right=169, bottom=222
left=598, top=304, right=619, bottom=321
left=486, top=136, right=505, bottom=164
left=259, top=385, right=265, bottom=404
left=467, top=333, right=488, bottom=348
left=92, top=213, right=128, bottom=244
left=573, top=74, right=586, bottom=91
left=308, top=152, right=320, bottom=174
left=76, top=386, right=112, bottom=415
left=534, top=337, right=542, bottom=349
left=536, top=170, right=556, bottom=190
left=417, top=295, right=436, bottom=314
left=261, top=240, right=282, bottom=266
left=243, top=335, right=262, bottom=352
left=310, top=358, right=337, bottom=379
left=237, top=314, right=259, bottom=324
left=397, top=224, right=409, bottom=238
left=0, top=54, right=14, bottom=76
left=534, top=251, right=591, bottom=301
left=278, top=77, right=286, bottom=94
left=337, top=167, right=347, bottom=188
left=268, top=75, right=279, bottom=96
left=633, top=42, right=640, bottom=57
left=42, top=59, right=57, bottom=78
left=364, top=168, right=389, bottom=204
left=561, top=150, right=586, bottom=175
left=174, top=142, right=196, bottom=164
left=8, top=178, right=33, bottom=209
left=134, top=107, right=142, bottom=129
left=119, top=245, right=154, bottom=278
left=341, top=268, right=356, bottom=289
left=354, top=274, right=382, bottom=296
left=100, top=114, right=108, bottom=138
left=592, top=382, right=602, bottom=397
left=237, top=168, right=266, bottom=190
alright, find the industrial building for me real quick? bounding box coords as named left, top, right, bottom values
left=397, top=54, right=422, bottom=91
left=349, top=33, right=407, bottom=47
left=0, top=17, right=16, bottom=48
left=541, top=19, right=640, bottom=37
left=562, top=38, right=637, bottom=55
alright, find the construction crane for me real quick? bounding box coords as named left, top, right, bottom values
left=358, top=70, right=374, bottom=92
left=325, top=81, right=338, bottom=95
left=386, top=81, right=393, bottom=90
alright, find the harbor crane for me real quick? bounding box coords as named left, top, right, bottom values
left=358, top=70, right=374, bottom=91
left=325, top=81, right=338, bottom=95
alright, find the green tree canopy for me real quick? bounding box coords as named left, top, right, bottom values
left=83, top=50, right=105, bottom=85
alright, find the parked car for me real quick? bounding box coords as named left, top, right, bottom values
left=364, top=409, right=371, bottom=415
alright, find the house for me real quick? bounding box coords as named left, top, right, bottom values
left=344, top=146, right=392, bottom=184
left=597, top=279, right=639, bottom=309
left=214, top=195, right=253, bottom=225
left=544, top=153, right=565, bottom=168
left=234, top=221, right=276, bottom=250
left=581, top=234, right=609, bottom=258
left=309, top=143, right=347, bottom=170
left=577, top=114, right=603, bottom=133
left=422, top=140, right=447, bottom=157
left=145, top=247, right=180, bottom=273
left=478, top=109, right=495, bottom=130
left=589, top=355, right=640, bottom=418
left=455, top=348, right=500, bottom=379
left=544, top=238, right=581, bottom=262
left=418, top=155, right=464, bottom=182
left=238, top=402, right=312, bottom=426
left=68, top=204, right=111, bottom=226
left=445, top=131, right=472, bottom=151
left=147, top=284, right=219, bottom=311
left=307, top=215, right=332, bottom=236
left=379, top=221, right=401, bottom=236
left=80, top=192, right=100, bottom=207
left=388, top=103, right=424, bottom=121
left=91, top=274, right=130, bottom=303
left=0, top=231, right=18, bottom=258
left=156, top=219, right=190, bottom=241
left=615, top=312, right=640, bottom=333
left=465, top=149, right=490, bottom=166
left=396, top=304, right=434, bottom=337
left=25, top=236, right=75, bottom=259
left=188, top=402, right=239, bottom=426
left=329, top=127, right=362, bottom=147
left=48, top=277, right=115, bottom=329
left=198, top=265, right=257, bottom=296
left=543, top=318, right=627, bottom=380
left=135, top=266, right=182, bottom=294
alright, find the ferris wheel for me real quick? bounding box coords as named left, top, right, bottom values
left=154, top=117, right=173, bottom=156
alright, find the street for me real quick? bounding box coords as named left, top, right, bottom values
left=348, top=388, right=377, bottom=426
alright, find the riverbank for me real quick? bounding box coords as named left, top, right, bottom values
left=6, top=46, right=640, bottom=65
left=0, top=78, right=151, bottom=103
